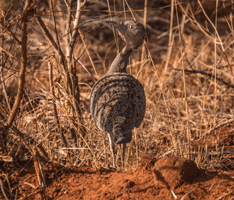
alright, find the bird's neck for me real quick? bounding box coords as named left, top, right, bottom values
left=107, top=45, right=132, bottom=74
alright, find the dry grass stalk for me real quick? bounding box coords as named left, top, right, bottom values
left=0, top=0, right=233, bottom=172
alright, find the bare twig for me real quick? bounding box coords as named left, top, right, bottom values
left=35, top=15, right=73, bottom=97
left=33, top=149, right=47, bottom=199
left=48, top=62, right=68, bottom=147
left=49, top=0, right=63, bottom=60
left=65, top=0, right=87, bottom=140
left=183, top=69, right=234, bottom=89
left=4, top=0, right=31, bottom=129
left=0, top=20, right=22, bottom=45
left=0, top=17, right=11, bottom=113
left=199, top=118, right=234, bottom=141
left=181, top=189, right=195, bottom=200
left=70, top=0, right=87, bottom=51
left=0, top=176, right=9, bottom=200
left=0, top=69, right=11, bottom=112
left=35, top=16, right=66, bottom=62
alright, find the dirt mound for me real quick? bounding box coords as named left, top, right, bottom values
left=1, top=160, right=234, bottom=200
left=153, top=156, right=199, bottom=190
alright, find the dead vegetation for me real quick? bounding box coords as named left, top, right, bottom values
left=0, top=0, right=234, bottom=199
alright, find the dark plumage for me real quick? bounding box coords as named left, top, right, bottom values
left=90, top=20, right=146, bottom=168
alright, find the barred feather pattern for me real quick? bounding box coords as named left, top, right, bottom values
left=90, top=73, right=146, bottom=145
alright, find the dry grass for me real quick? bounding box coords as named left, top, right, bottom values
left=0, top=0, right=234, bottom=171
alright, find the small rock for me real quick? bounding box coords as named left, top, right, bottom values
left=122, top=179, right=135, bottom=189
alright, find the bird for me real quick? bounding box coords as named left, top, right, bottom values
left=90, top=19, right=146, bottom=169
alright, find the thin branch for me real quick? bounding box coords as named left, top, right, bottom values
left=198, top=118, right=234, bottom=141
left=70, top=0, right=87, bottom=51
left=0, top=177, right=9, bottom=200
left=183, top=69, right=234, bottom=89
left=65, top=0, right=87, bottom=139
left=0, top=69, right=11, bottom=112
left=49, top=0, right=63, bottom=58
left=33, top=149, right=47, bottom=199
left=65, top=0, right=72, bottom=43
left=4, top=0, right=31, bottom=129
left=0, top=20, right=22, bottom=45
left=35, top=16, right=66, bottom=62
left=0, top=17, right=11, bottom=113
left=48, top=62, right=68, bottom=147
left=35, top=15, right=73, bottom=96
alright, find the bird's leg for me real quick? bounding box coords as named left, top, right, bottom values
left=108, top=133, right=116, bottom=169
left=121, top=143, right=126, bottom=170
left=111, top=145, right=116, bottom=169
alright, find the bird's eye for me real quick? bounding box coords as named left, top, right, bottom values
left=127, top=25, right=132, bottom=29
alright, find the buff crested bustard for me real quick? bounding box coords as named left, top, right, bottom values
left=90, top=20, right=146, bottom=169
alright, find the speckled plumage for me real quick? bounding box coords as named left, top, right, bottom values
left=90, top=73, right=145, bottom=143
left=90, top=20, right=146, bottom=168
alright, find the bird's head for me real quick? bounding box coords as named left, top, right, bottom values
left=106, top=20, right=147, bottom=50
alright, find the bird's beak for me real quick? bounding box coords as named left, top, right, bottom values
left=105, top=21, right=118, bottom=27
left=105, top=21, right=124, bottom=32
left=105, top=21, right=126, bottom=43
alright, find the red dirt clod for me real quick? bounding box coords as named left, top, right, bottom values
left=153, top=156, right=199, bottom=190
left=121, top=179, right=135, bottom=189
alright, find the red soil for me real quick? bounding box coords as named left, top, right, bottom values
left=2, top=158, right=234, bottom=200
left=1, top=125, right=234, bottom=200
left=153, top=156, right=199, bottom=190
